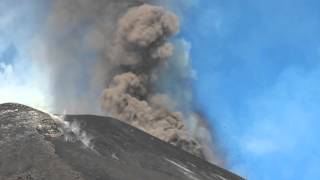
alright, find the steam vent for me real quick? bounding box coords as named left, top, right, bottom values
left=0, top=103, right=243, bottom=180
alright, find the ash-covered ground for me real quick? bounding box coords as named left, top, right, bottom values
left=0, top=103, right=243, bottom=180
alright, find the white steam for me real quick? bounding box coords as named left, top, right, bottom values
left=50, top=113, right=94, bottom=150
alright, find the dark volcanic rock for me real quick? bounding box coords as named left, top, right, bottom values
left=0, top=103, right=243, bottom=180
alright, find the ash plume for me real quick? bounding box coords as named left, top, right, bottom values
left=109, top=4, right=178, bottom=66
left=34, top=0, right=220, bottom=163
left=101, top=4, right=204, bottom=158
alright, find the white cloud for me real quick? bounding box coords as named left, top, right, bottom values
left=0, top=1, right=51, bottom=112
left=0, top=59, right=51, bottom=111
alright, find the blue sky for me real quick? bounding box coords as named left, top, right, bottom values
left=181, top=0, right=320, bottom=179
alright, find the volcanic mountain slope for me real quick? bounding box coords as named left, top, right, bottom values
left=0, top=103, right=243, bottom=180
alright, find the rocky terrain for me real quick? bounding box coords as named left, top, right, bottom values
left=0, top=103, right=243, bottom=180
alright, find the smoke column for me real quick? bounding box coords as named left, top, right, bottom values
left=0, top=0, right=221, bottom=164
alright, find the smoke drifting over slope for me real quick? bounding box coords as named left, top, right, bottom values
left=31, top=0, right=219, bottom=162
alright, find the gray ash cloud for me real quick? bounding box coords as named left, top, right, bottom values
left=35, top=0, right=221, bottom=163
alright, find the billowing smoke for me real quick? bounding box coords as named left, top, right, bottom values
left=109, top=4, right=178, bottom=65
left=30, top=0, right=220, bottom=163
left=100, top=4, right=203, bottom=157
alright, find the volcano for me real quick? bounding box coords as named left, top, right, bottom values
left=0, top=103, right=243, bottom=180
